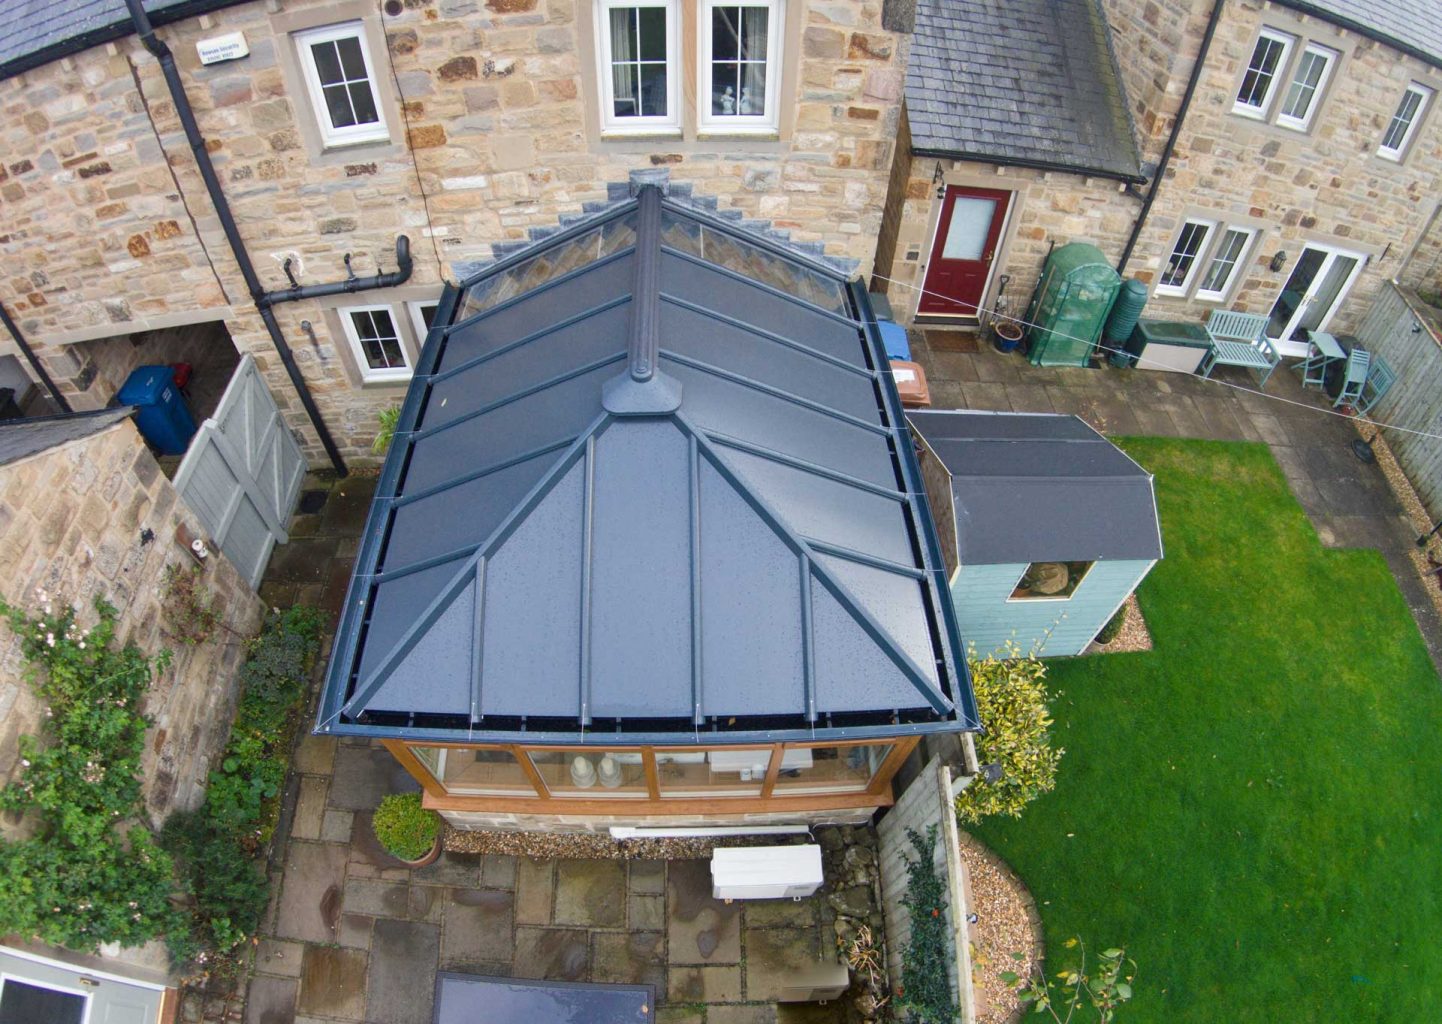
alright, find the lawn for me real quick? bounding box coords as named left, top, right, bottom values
left=970, top=438, right=1442, bottom=1023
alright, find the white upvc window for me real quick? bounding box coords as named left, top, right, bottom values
left=1378, top=83, right=1433, bottom=161
left=1156, top=220, right=1214, bottom=296
left=1276, top=43, right=1336, bottom=131
left=295, top=22, right=389, bottom=148
left=1195, top=226, right=1256, bottom=302
left=1234, top=28, right=1295, bottom=118
left=342, top=305, right=412, bottom=383
left=698, top=0, right=783, bottom=133
left=407, top=300, right=441, bottom=343
left=596, top=0, right=681, bottom=134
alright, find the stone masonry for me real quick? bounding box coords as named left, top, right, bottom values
left=0, top=418, right=264, bottom=824
left=0, top=0, right=911, bottom=465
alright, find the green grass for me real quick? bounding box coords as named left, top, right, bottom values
left=971, top=438, right=1442, bottom=1023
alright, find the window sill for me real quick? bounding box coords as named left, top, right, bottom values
left=358, top=375, right=413, bottom=388
left=600, top=128, right=685, bottom=141
left=696, top=127, right=781, bottom=141
left=1230, top=105, right=1269, bottom=121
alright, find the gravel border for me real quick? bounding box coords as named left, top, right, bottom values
left=1082, top=593, right=1153, bottom=656
left=443, top=827, right=801, bottom=860
left=1356, top=420, right=1442, bottom=625
left=958, top=832, right=1042, bottom=1024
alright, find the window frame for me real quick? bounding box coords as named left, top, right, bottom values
left=594, top=0, right=682, bottom=136
left=1155, top=219, right=1215, bottom=297
left=340, top=303, right=413, bottom=383
left=696, top=0, right=785, bottom=135
left=407, top=300, right=441, bottom=346
left=1378, top=82, right=1434, bottom=161
left=1275, top=42, right=1336, bottom=132
left=1007, top=561, right=1096, bottom=603
left=1194, top=226, right=1258, bottom=303
left=1233, top=27, right=1296, bottom=120
left=294, top=21, right=390, bottom=149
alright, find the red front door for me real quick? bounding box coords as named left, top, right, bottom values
left=918, top=186, right=1013, bottom=318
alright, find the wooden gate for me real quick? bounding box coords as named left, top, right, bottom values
left=173, top=355, right=306, bottom=587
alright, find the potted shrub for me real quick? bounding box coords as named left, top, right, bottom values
left=371, top=792, right=442, bottom=866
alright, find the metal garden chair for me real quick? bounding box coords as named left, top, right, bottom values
left=1333, top=347, right=1371, bottom=410
left=1356, top=355, right=1396, bottom=416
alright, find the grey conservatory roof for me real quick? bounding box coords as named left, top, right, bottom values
left=909, top=410, right=1162, bottom=566
left=317, top=186, right=977, bottom=746
left=906, top=0, right=1144, bottom=182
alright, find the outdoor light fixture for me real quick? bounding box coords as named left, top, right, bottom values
left=1269, top=251, right=1288, bottom=272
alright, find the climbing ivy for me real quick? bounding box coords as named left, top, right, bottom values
left=897, top=825, right=959, bottom=1024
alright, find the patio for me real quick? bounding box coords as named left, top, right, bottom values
left=907, top=329, right=1442, bottom=668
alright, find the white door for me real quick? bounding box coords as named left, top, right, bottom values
left=1265, top=243, right=1367, bottom=356
left=0, top=947, right=165, bottom=1024
left=173, top=355, right=307, bottom=587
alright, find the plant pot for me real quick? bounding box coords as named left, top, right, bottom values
left=394, top=834, right=442, bottom=869
left=992, top=321, right=1024, bottom=353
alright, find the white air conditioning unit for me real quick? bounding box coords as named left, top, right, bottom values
left=711, top=844, right=824, bottom=900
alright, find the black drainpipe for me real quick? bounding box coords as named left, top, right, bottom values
left=125, top=0, right=420, bottom=477
left=1117, top=0, right=1226, bottom=275
left=0, top=300, right=72, bottom=414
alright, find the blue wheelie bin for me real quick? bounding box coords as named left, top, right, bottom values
left=117, top=365, right=196, bottom=455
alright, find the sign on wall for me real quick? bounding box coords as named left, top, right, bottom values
left=197, top=31, right=249, bottom=65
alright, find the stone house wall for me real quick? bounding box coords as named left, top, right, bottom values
left=0, top=418, right=264, bottom=825
left=1099, top=0, right=1213, bottom=165
left=0, top=0, right=910, bottom=466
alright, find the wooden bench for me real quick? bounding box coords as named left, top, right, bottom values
left=1200, top=310, right=1280, bottom=387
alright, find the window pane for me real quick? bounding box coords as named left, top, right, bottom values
left=311, top=40, right=343, bottom=84
left=529, top=750, right=649, bottom=797
left=421, top=747, right=536, bottom=796
left=639, top=63, right=668, bottom=116
left=940, top=197, right=997, bottom=261
left=419, top=304, right=439, bottom=329
left=771, top=744, right=892, bottom=794
left=1383, top=89, right=1424, bottom=151
left=1237, top=35, right=1286, bottom=109
left=351, top=309, right=406, bottom=370
left=1199, top=228, right=1249, bottom=295
left=638, top=6, right=667, bottom=61
left=712, top=7, right=740, bottom=60
left=712, top=63, right=740, bottom=114
left=324, top=83, right=356, bottom=128
left=739, top=62, right=766, bottom=115
left=1010, top=561, right=1093, bottom=600
left=739, top=6, right=768, bottom=61
left=1160, top=222, right=1209, bottom=289
left=0, top=980, right=87, bottom=1024
left=1281, top=49, right=1327, bottom=122
left=337, top=35, right=368, bottom=80
left=348, top=81, right=380, bottom=125
left=656, top=749, right=764, bottom=797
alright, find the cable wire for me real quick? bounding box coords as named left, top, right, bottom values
left=865, top=271, right=1442, bottom=443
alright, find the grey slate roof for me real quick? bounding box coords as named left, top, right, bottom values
left=906, top=0, right=1145, bottom=181
left=317, top=187, right=978, bottom=746
left=1283, top=1, right=1442, bottom=70
left=909, top=410, right=1162, bottom=566
left=0, top=0, right=227, bottom=77
left=0, top=408, right=133, bottom=466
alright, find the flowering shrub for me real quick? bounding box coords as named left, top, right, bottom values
left=0, top=593, right=181, bottom=951
left=164, top=605, right=323, bottom=961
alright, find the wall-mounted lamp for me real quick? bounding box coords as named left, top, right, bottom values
left=1269, top=251, right=1288, bottom=273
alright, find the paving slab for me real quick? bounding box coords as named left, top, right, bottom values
left=328, top=746, right=418, bottom=811
left=514, top=858, right=554, bottom=925
left=667, top=860, right=741, bottom=964
left=441, top=889, right=515, bottom=965
left=743, top=899, right=817, bottom=930
left=668, top=964, right=743, bottom=1003
left=292, top=735, right=337, bottom=776
left=296, top=946, right=368, bottom=1021
left=245, top=975, right=298, bottom=1024
left=554, top=858, right=625, bottom=927
left=657, top=1008, right=706, bottom=1024
left=708, top=1005, right=779, bottom=1024
left=593, top=930, right=666, bottom=988
left=413, top=851, right=483, bottom=888
left=743, top=927, right=822, bottom=1001
left=630, top=893, right=665, bottom=932
left=255, top=938, right=305, bottom=978
left=628, top=859, right=666, bottom=895
left=290, top=776, right=328, bottom=841
left=369, top=919, right=440, bottom=1024
left=343, top=878, right=411, bottom=920
left=321, top=809, right=353, bottom=843
left=512, top=926, right=591, bottom=981
left=336, top=912, right=374, bottom=950
left=274, top=842, right=347, bottom=943
left=480, top=853, right=518, bottom=889
left=265, top=537, right=339, bottom=585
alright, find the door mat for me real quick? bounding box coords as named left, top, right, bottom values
left=925, top=330, right=980, bottom=353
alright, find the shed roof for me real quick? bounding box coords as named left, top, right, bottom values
left=317, top=187, right=977, bottom=746
left=905, top=0, right=1144, bottom=181
left=0, top=408, right=133, bottom=466
left=909, top=410, right=1162, bottom=565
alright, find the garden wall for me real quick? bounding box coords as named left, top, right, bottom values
left=876, top=756, right=976, bottom=1024
left=0, top=414, right=264, bottom=825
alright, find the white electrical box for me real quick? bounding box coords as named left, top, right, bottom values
left=711, top=844, right=824, bottom=900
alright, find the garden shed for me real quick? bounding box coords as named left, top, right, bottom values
left=316, top=185, right=979, bottom=832
left=909, top=410, right=1161, bottom=657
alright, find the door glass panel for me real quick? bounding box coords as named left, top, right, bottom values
left=940, top=198, right=997, bottom=261
left=1267, top=247, right=1327, bottom=337
left=770, top=744, right=892, bottom=794
left=0, top=980, right=87, bottom=1024
left=656, top=749, right=765, bottom=797
left=529, top=750, right=649, bottom=797
left=1290, top=254, right=1358, bottom=340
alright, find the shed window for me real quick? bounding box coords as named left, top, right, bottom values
left=1156, top=220, right=1212, bottom=295
left=342, top=305, right=411, bottom=382
left=699, top=0, right=782, bottom=132
left=597, top=0, right=679, bottom=133
left=295, top=23, right=388, bottom=147
left=1009, top=561, right=1094, bottom=601
left=1234, top=29, right=1294, bottom=117
left=1379, top=83, right=1433, bottom=160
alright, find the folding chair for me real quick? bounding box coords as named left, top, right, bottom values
left=1333, top=348, right=1370, bottom=410
left=1356, top=355, right=1396, bottom=417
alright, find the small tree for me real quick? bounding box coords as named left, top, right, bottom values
left=1002, top=938, right=1136, bottom=1023
left=955, top=647, right=1062, bottom=824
